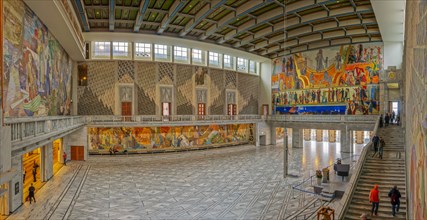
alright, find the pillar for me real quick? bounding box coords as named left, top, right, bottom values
left=303, top=129, right=311, bottom=141
left=316, top=129, right=323, bottom=142
left=355, top=131, right=364, bottom=144
left=328, top=130, right=336, bottom=143
left=43, top=143, right=53, bottom=181
left=270, top=126, right=276, bottom=145
left=340, top=126, right=352, bottom=153
left=291, top=128, right=303, bottom=148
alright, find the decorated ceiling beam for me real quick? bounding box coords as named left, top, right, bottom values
left=199, top=0, right=270, bottom=40
left=74, top=0, right=90, bottom=31
left=109, top=0, right=115, bottom=31
left=180, top=0, right=227, bottom=37
left=157, top=0, right=188, bottom=34
left=133, top=0, right=150, bottom=32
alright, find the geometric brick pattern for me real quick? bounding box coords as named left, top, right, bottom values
left=176, top=64, right=194, bottom=115
left=135, top=62, right=156, bottom=114
left=158, top=62, right=174, bottom=85
left=238, top=73, right=259, bottom=114
left=210, top=69, right=225, bottom=115
left=117, top=60, right=135, bottom=83
left=225, top=70, right=237, bottom=89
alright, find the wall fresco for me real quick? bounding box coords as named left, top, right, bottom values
left=405, top=1, right=427, bottom=219
left=272, top=43, right=383, bottom=115
left=88, top=124, right=253, bottom=153
left=3, top=0, right=72, bottom=117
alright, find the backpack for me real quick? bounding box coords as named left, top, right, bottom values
left=391, top=192, right=399, bottom=204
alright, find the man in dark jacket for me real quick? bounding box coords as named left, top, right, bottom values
left=388, top=186, right=401, bottom=216
left=372, top=135, right=379, bottom=157
left=29, top=183, right=36, bottom=204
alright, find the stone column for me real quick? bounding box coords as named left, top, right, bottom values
left=328, top=130, right=336, bottom=143
left=43, top=143, right=53, bottom=181
left=270, top=125, right=276, bottom=145
left=303, top=129, right=311, bottom=141
left=316, top=129, right=323, bottom=142
left=355, top=131, right=364, bottom=144
left=340, top=126, right=352, bottom=153
left=292, top=128, right=302, bottom=148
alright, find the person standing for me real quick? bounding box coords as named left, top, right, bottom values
left=379, top=114, right=384, bottom=128
left=379, top=138, right=385, bottom=159
left=372, top=135, right=379, bottom=157
left=385, top=113, right=390, bottom=127
left=388, top=186, right=401, bottom=216
left=32, top=166, right=37, bottom=182
left=29, top=183, right=36, bottom=204
left=63, top=152, right=67, bottom=166
left=369, top=184, right=380, bottom=216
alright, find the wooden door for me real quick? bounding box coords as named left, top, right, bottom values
left=71, top=146, right=84, bottom=161
left=121, top=102, right=132, bottom=115
left=228, top=104, right=237, bottom=115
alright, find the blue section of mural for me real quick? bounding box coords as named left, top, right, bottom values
left=275, top=105, right=347, bottom=115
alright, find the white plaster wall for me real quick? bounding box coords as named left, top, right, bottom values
left=0, top=127, right=12, bottom=173
left=259, top=62, right=272, bottom=114
left=9, top=156, right=22, bottom=212
left=257, top=122, right=272, bottom=146
left=63, top=127, right=88, bottom=160
left=384, top=41, right=403, bottom=69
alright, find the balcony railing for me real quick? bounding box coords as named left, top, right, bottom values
left=4, top=116, right=86, bottom=142
left=267, top=115, right=378, bottom=123
left=85, top=115, right=263, bottom=124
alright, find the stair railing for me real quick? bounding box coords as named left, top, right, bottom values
left=338, top=115, right=380, bottom=219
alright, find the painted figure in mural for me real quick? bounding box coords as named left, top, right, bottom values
left=315, top=49, right=325, bottom=72
left=335, top=52, right=342, bottom=70
left=357, top=44, right=364, bottom=62
left=348, top=46, right=357, bottom=64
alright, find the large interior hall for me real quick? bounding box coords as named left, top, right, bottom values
left=0, top=0, right=425, bottom=219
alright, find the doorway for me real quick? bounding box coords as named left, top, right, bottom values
left=52, top=139, right=63, bottom=175
left=121, top=102, right=132, bottom=121
left=22, top=148, right=42, bottom=203
left=262, top=104, right=269, bottom=116
left=198, top=103, right=206, bottom=119
left=71, top=146, right=85, bottom=161
left=389, top=101, right=399, bottom=123
left=162, top=102, right=171, bottom=121
left=227, top=104, right=237, bottom=116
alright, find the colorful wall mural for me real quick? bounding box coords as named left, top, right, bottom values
left=88, top=124, right=254, bottom=153
left=3, top=0, right=73, bottom=117
left=272, top=43, right=383, bottom=115
left=405, top=1, right=427, bottom=219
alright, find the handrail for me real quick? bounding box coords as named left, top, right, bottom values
left=338, top=115, right=380, bottom=219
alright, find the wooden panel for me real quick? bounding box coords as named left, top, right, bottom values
left=71, top=146, right=84, bottom=161
left=121, top=102, right=132, bottom=116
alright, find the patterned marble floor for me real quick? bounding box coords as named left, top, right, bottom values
left=8, top=141, right=363, bottom=220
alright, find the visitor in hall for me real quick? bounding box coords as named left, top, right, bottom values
left=388, top=186, right=401, bottom=217
left=23, top=169, right=26, bottom=182
left=385, top=113, right=390, bottom=127
left=379, top=114, right=384, bottom=128
left=378, top=137, right=385, bottom=159
left=391, top=111, right=396, bottom=124
left=369, top=184, right=380, bottom=216
left=32, top=166, right=37, bottom=182
left=372, top=135, right=379, bottom=157
left=63, top=152, right=67, bottom=165
left=28, top=183, right=36, bottom=204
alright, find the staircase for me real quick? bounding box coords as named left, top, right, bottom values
left=344, top=126, right=407, bottom=219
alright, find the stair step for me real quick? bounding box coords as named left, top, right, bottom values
left=352, top=193, right=407, bottom=201
left=357, top=183, right=406, bottom=189
left=345, top=209, right=406, bottom=220
left=359, top=176, right=405, bottom=181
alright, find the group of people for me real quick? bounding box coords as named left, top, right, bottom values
left=379, top=111, right=400, bottom=127
left=368, top=185, right=402, bottom=217
left=371, top=135, right=385, bottom=159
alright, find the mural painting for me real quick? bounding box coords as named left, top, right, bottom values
left=3, top=0, right=72, bottom=117
left=406, top=1, right=427, bottom=219
left=272, top=43, right=382, bottom=114
left=89, top=124, right=253, bottom=153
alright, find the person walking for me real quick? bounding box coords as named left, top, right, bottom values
left=385, top=113, right=390, bottom=127
left=32, top=166, right=37, bottom=182
left=63, top=152, right=67, bottom=166
left=379, top=137, right=385, bottom=159
left=369, top=184, right=380, bottom=216
left=372, top=135, right=379, bottom=157
left=388, top=186, right=401, bottom=216
left=379, top=114, right=384, bottom=128
left=29, top=183, right=36, bottom=204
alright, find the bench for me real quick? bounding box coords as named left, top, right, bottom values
left=334, top=164, right=350, bottom=181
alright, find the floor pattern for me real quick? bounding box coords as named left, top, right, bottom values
left=9, top=142, right=362, bottom=220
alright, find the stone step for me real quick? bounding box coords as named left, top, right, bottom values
left=362, top=168, right=405, bottom=173
left=359, top=176, right=405, bottom=181
left=345, top=209, right=406, bottom=220
left=349, top=200, right=407, bottom=210
left=357, top=183, right=406, bottom=189
left=361, top=172, right=406, bottom=178
left=353, top=188, right=406, bottom=196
